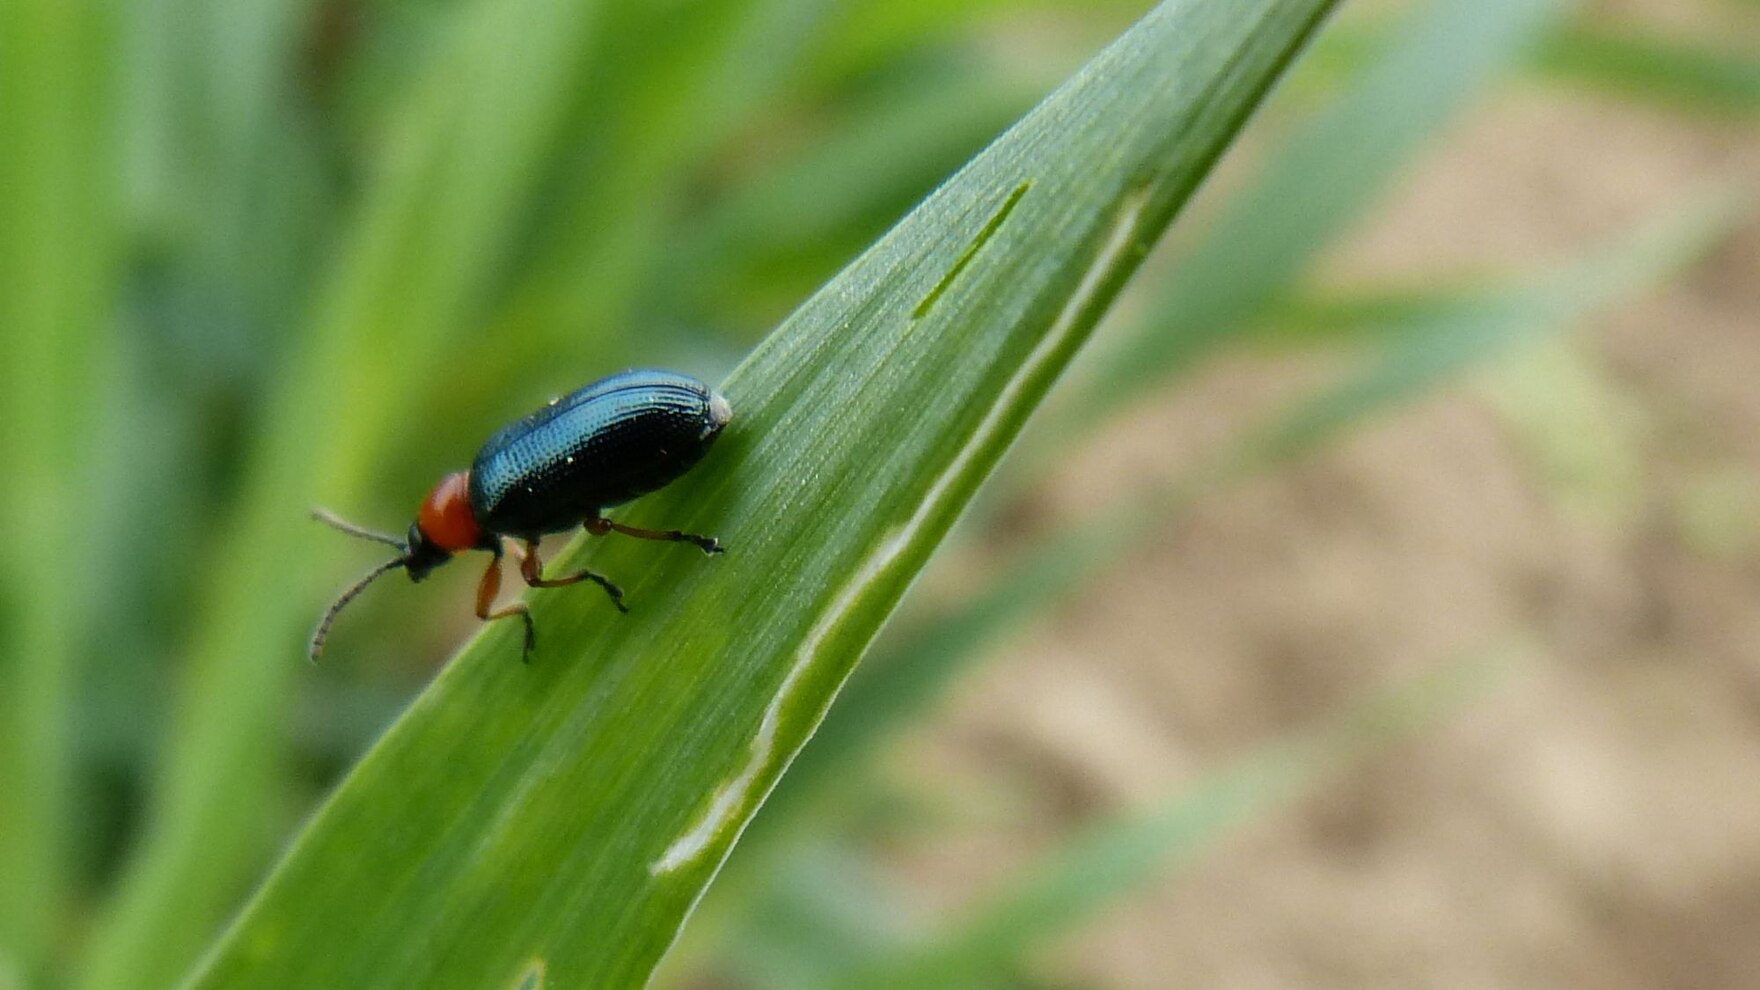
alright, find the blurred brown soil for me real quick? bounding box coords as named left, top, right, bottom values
left=886, top=10, right=1760, bottom=988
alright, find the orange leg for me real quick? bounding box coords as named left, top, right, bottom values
left=476, top=551, right=536, bottom=662
left=517, top=540, right=628, bottom=613
left=585, top=516, right=722, bottom=554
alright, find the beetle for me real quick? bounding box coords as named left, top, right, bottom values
left=309, top=369, right=732, bottom=663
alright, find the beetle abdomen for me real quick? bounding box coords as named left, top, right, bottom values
left=468, top=370, right=731, bottom=538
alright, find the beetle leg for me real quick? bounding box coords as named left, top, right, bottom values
left=585, top=516, right=722, bottom=555
left=517, top=539, right=629, bottom=613
left=476, top=549, right=536, bottom=663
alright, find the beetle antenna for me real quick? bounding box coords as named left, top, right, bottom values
left=309, top=557, right=406, bottom=663
left=312, top=507, right=407, bottom=550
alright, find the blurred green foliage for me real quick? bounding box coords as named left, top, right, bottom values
left=0, top=0, right=1749, bottom=988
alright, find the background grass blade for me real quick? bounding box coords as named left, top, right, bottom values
left=1537, top=22, right=1760, bottom=116
left=0, top=2, right=118, bottom=984
left=1068, top=0, right=1565, bottom=431
left=483, top=0, right=840, bottom=364
left=73, top=3, right=612, bottom=989
left=180, top=2, right=1341, bottom=987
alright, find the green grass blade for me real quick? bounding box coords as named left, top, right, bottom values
left=122, top=0, right=331, bottom=350
left=1242, top=188, right=1735, bottom=471
left=1259, top=284, right=1488, bottom=341
left=826, top=649, right=1522, bottom=990
left=0, top=1, right=118, bottom=982
left=73, top=3, right=611, bottom=989
left=1536, top=22, right=1760, bottom=116
left=489, top=0, right=843, bottom=367
left=1071, top=0, right=1565, bottom=430
left=181, top=2, right=1341, bottom=987
left=806, top=0, right=1144, bottom=86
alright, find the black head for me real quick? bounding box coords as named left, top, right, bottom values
left=402, top=521, right=455, bottom=582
